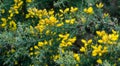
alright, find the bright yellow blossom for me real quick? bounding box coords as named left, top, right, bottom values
left=30, top=47, right=33, bottom=51
left=68, top=37, right=76, bottom=43
left=92, top=45, right=108, bottom=56
left=1, top=18, right=7, bottom=27
left=80, top=47, right=86, bottom=52
left=9, top=20, right=17, bottom=30
left=29, top=52, right=33, bottom=56
left=34, top=45, right=39, bottom=49
left=97, top=30, right=119, bottom=44
left=56, top=22, right=64, bottom=27
left=84, top=7, right=94, bottom=14
left=96, top=2, right=104, bottom=8
left=38, top=42, right=44, bottom=47
left=74, top=53, right=80, bottom=62
left=70, top=7, right=78, bottom=13
left=26, top=0, right=32, bottom=2
left=97, top=58, right=102, bottom=64
left=64, top=8, right=69, bottom=13
left=81, top=39, right=92, bottom=47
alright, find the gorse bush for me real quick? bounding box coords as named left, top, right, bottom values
left=0, top=0, right=120, bottom=66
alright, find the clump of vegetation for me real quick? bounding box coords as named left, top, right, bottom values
left=0, top=0, right=120, bottom=66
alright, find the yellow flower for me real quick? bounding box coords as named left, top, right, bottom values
left=92, top=45, right=108, bottom=56
left=30, top=47, right=33, bottom=51
left=80, top=47, right=86, bottom=52
left=30, top=64, right=34, bottom=66
left=59, top=33, right=69, bottom=40
left=97, top=58, right=102, bottom=64
left=74, top=53, right=80, bottom=62
left=81, top=39, right=87, bottom=44
left=64, top=8, right=69, bottom=13
left=81, top=39, right=92, bottom=47
left=112, top=29, right=117, bottom=34
left=1, top=18, right=7, bottom=23
left=109, top=34, right=119, bottom=41
left=44, top=40, right=48, bottom=45
left=70, top=18, right=75, bottom=24
left=34, top=45, right=39, bottom=49
left=70, top=7, right=78, bottom=13
left=48, top=9, right=54, bottom=15
left=96, top=30, right=106, bottom=37
left=9, top=20, right=17, bottom=30
left=53, top=55, right=60, bottom=61
left=60, top=64, right=64, bottom=66
left=1, top=18, right=7, bottom=27
left=26, top=0, right=32, bottom=3
left=68, top=37, right=76, bottom=43
left=98, top=40, right=103, bottom=43
left=34, top=51, right=40, bottom=55
left=59, top=9, right=64, bottom=13
left=103, top=13, right=109, bottom=18
left=49, top=16, right=58, bottom=25
left=29, top=52, right=33, bottom=56
left=38, top=42, right=44, bottom=47
left=56, top=22, right=64, bottom=27
left=87, top=7, right=94, bottom=14
left=14, top=61, right=18, bottom=65
left=65, top=20, right=70, bottom=23
left=76, top=64, right=79, bottom=66
left=96, top=2, right=104, bottom=8
left=84, top=8, right=87, bottom=13
left=84, top=7, right=94, bottom=14
left=81, top=17, right=86, bottom=23
left=88, top=39, right=92, bottom=44
left=11, top=49, right=15, bottom=53
left=1, top=9, right=5, bottom=14
left=30, top=26, right=34, bottom=34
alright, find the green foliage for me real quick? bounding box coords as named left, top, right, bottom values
left=0, top=0, right=120, bottom=66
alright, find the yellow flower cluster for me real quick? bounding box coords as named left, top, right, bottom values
left=35, top=16, right=58, bottom=33
left=1, top=18, right=7, bottom=27
left=8, top=0, right=23, bottom=19
left=26, top=8, right=50, bottom=19
left=38, top=40, right=53, bottom=47
left=59, top=7, right=78, bottom=14
left=26, top=0, right=32, bottom=3
left=59, top=33, right=76, bottom=47
left=53, top=54, right=60, bottom=62
left=26, top=8, right=62, bottom=34
left=65, top=18, right=76, bottom=24
left=9, top=20, right=17, bottom=30
left=97, top=58, right=102, bottom=64
left=84, top=7, right=94, bottom=14
left=25, top=7, right=78, bottom=35
left=74, top=53, right=80, bottom=62
left=29, top=46, right=40, bottom=56
left=92, top=45, right=108, bottom=56
left=80, top=39, right=92, bottom=53
left=0, top=0, right=23, bottom=30
left=97, top=30, right=119, bottom=44
left=29, top=39, right=53, bottom=56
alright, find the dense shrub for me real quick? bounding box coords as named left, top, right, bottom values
left=0, top=0, right=120, bottom=66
